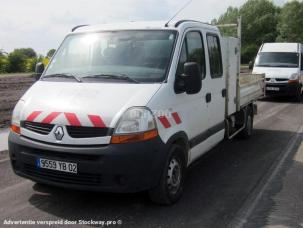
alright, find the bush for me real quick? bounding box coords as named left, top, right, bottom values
left=0, top=56, right=9, bottom=73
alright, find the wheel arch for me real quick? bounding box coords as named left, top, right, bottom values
left=166, top=131, right=190, bottom=165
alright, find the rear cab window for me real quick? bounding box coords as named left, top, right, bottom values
left=206, top=34, right=223, bottom=78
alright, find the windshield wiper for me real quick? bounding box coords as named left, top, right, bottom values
left=256, top=64, right=274, bottom=67
left=275, top=64, right=298, bottom=67
left=83, top=74, right=140, bottom=83
left=42, top=73, right=83, bottom=82
left=257, top=63, right=298, bottom=68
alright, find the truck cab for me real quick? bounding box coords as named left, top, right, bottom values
left=253, top=43, right=303, bottom=100
left=9, top=21, right=264, bottom=205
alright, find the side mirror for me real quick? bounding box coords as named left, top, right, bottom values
left=35, top=62, right=45, bottom=80
left=182, top=62, right=202, bottom=94
left=248, top=60, right=254, bottom=70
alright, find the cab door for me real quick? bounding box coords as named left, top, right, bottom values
left=204, top=33, right=225, bottom=142
left=174, top=29, right=212, bottom=162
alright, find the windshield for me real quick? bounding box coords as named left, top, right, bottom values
left=43, top=30, right=177, bottom=83
left=255, top=52, right=299, bottom=68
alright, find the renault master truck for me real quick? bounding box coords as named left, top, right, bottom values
left=9, top=21, right=264, bottom=205
left=253, top=43, right=303, bottom=100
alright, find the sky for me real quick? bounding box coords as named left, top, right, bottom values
left=0, top=0, right=287, bottom=55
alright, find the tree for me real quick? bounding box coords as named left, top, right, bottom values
left=240, top=0, right=279, bottom=62
left=217, top=7, right=239, bottom=37
left=6, top=48, right=38, bottom=73
left=25, top=58, right=38, bottom=73
left=0, top=56, right=9, bottom=73
left=7, top=50, right=26, bottom=73
left=215, top=0, right=279, bottom=63
left=277, top=1, right=303, bottom=43
left=17, top=48, right=37, bottom=58
left=46, top=49, right=56, bottom=58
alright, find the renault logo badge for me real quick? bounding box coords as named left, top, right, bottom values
left=54, top=126, right=64, bottom=140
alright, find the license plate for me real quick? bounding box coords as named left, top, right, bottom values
left=266, top=87, right=280, bottom=91
left=37, top=158, right=77, bottom=174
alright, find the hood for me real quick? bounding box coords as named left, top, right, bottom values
left=252, top=67, right=299, bottom=79
left=20, top=81, right=162, bottom=128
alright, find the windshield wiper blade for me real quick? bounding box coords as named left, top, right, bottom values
left=257, top=64, right=274, bottom=67
left=42, top=73, right=82, bottom=82
left=276, top=64, right=298, bottom=67
left=83, top=74, right=139, bottom=83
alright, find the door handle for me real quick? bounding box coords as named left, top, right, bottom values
left=206, top=93, right=211, bottom=103
left=222, top=88, right=227, bottom=98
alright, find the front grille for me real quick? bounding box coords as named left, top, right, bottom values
left=66, top=126, right=113, bottom=138
left=21, top=121, right=113, bottom=138
left=22, top=121, right=54, bottom=135
left=23, top=164, right=103, bottom=186
left=275, top=78, right=288, bottom=82
left=266, top=78, right=288, bottom=82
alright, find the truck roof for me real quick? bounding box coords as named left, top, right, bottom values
left=72, top=20, right=219, bottom=34
left=260, top=42, right=302, bottom=53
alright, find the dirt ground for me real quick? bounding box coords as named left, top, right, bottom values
left=0, top=75, right=35, bottom=128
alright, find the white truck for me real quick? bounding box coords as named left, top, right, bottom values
left=253, top=42, right=303, bottom=100
left=9, top=20, right=264, bottom=205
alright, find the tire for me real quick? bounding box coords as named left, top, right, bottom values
left=238, top=107, right=253, bottom=139
left=294, top=90, right=302, bottom=102
left=148, top=144, right=186, bottom=205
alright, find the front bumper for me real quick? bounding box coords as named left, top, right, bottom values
left=8, top=132, right=168, bottom=193
left=266, top=82, right=301, bottom=96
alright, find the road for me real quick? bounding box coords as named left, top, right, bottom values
left=1, top=98, right=303, bottom=228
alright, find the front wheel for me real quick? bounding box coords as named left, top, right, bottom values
left=293, top=89, right=302, bottom=102
left=148, top=145, right=186, bottom=205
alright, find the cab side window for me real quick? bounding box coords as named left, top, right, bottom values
left=207, top=34, right=223, bottom=78
left=176, top=31, right=206, bottom=79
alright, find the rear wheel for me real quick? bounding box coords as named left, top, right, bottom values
left=238, top=107, right=253, bottom=139
left=148, top=145, right=186, bottom=205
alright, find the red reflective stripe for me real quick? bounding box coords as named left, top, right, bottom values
left=26, top=111, right=42, bottom=122
left=172, top=112, right=182, bottom=125
left=88, top=115, right=106, bottom=128
left=42, top=112, right=61, bottom=124
left=64, top=113, right=81, bottom=126
left=158, top=116, right=171, bottom=129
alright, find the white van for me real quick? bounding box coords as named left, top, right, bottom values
left=9, top=21, right=264, bottom=205
left=253, top=43, right=303, bottom=100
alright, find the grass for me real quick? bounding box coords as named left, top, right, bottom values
left=0, top=73, right=33, bottom=77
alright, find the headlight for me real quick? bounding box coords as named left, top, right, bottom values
left=288, top=73, right=300, bottom=84
left=11, top=100, right=25, bottom=134
left=289, top=73, right=299, bottom=80
left=111, top=107, right=158, bottom=144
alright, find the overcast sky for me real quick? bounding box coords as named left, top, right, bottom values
left=0, top=0, right=287, bottom=55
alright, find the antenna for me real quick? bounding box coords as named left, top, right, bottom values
left=165, top=0, right=193, bottom=27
